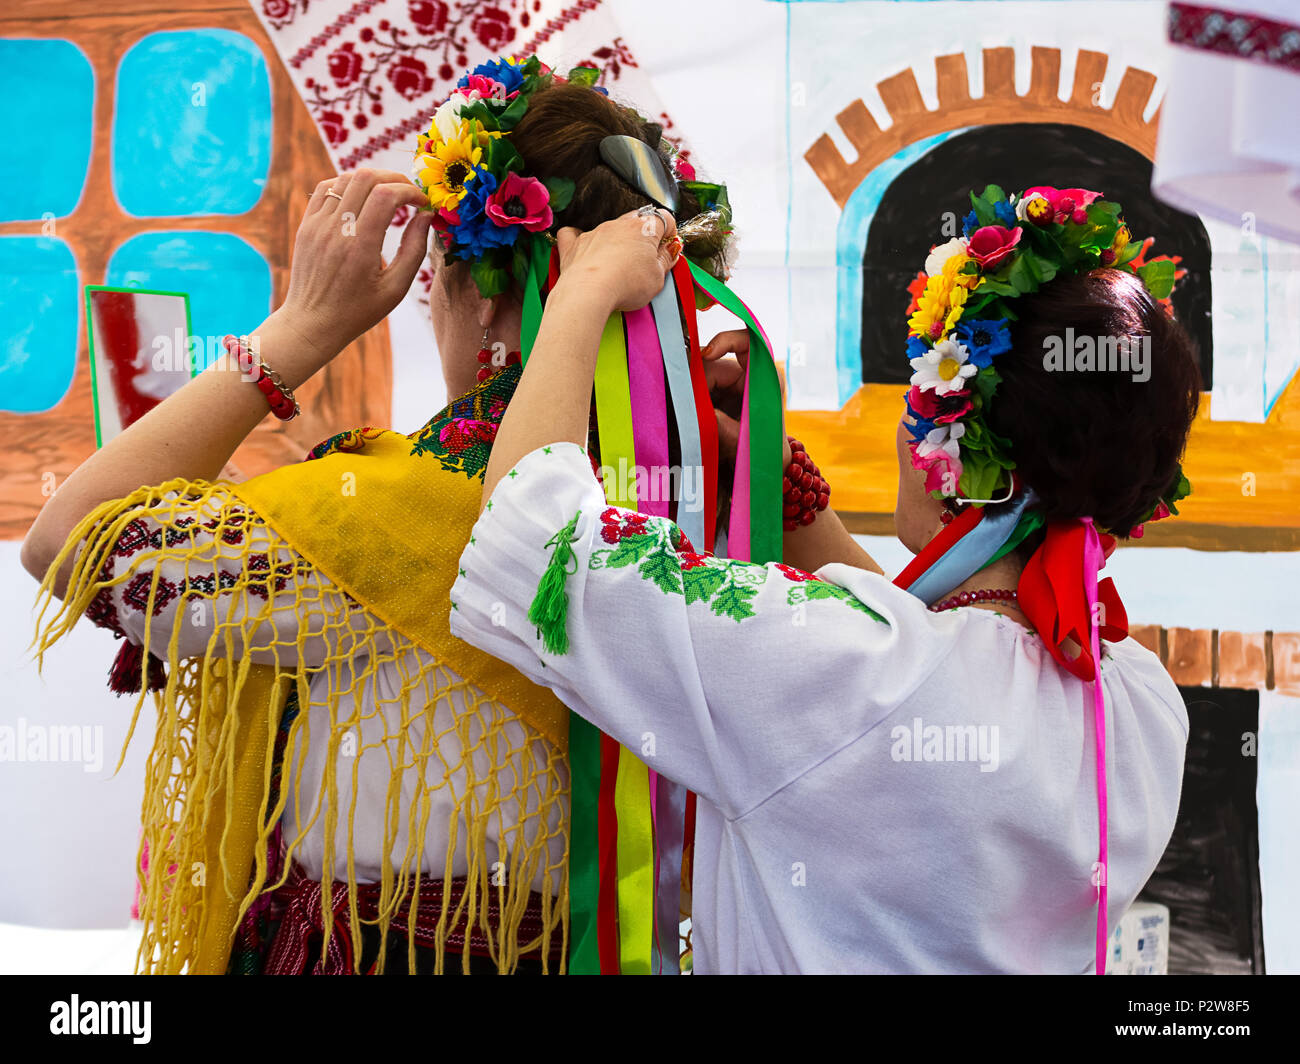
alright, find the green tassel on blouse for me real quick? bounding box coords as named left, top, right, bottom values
left=529, top=510, right=582, bottom=655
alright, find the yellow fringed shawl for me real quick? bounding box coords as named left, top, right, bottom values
left=34, top=370, right=572, bottom=974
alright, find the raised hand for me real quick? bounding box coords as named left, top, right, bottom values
left=702, top=328, right=791, bottom=470
left=280, top=168, right=434, bottom=366
left=554, top=207, right=680, bottom=314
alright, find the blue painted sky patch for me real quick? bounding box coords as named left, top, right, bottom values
left=0, top=237, right=80, bottom=413
left=106, top=232, right=271, bottom=364
left=112, top=30, right=271, bottom=218
left=0, top=39, right=94, bottom=223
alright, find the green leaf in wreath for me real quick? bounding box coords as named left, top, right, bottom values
left=1136, top=258, right=1177, bottom=300
left=567, top=65, right=601, bottom=87
left=969, top=188, right=1000, bottom=228
left=497, top=91, right=532, bottom=132
left=458, top=101, right=501, bottom=132
left=486, top=137, right=524, bottom=175
left=543, top=177, right=575, bottom=213
left=977, top=276, right=1019, bottom=298
left=469, top=258, right=510, bottom=299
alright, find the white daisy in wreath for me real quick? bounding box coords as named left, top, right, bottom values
left=909, top=337, right=976, bottom=396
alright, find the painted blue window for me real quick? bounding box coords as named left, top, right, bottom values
left=0, top=237, right=80, bottom=413
left=0, top=39, right=94, bottom=222
left=106, top=233, right=271, bottom=366
left=112, top=30, right=271, bottom=218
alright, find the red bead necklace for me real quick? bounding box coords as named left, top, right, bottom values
left=928, top=588, right=1019, bottom=613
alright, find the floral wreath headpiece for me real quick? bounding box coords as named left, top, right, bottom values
left=413, top=55, right=729, bottom=300
left=902, top=183, right=1193, bottom=539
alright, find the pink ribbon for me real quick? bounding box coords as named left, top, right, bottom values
left=1081, top=517, right=1109, bottom=975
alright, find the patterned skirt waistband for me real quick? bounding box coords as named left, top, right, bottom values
left=261, top=861, right=562, bottom=975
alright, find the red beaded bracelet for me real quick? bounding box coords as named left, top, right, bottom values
left=223, top=334, right=300, bottom=422
left=782, top=438, right=831, bottom=531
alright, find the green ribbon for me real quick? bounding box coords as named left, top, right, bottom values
left=686, top=263, right=784, bottom=565
left=519, top=236, right=552, bottom=366
left=567, top=716, right=602, bottom=973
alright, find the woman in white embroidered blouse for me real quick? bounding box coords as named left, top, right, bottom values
left=450, top=207, right=1199, bottom=973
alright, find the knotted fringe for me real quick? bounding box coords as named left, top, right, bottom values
left=528, top=510, right=582, bottom=656
left=33, top=479, right=570, bottom=974
left=108, top=640, right=167, bottom=695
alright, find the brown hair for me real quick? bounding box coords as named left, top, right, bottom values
left=977, top=268, right=1201, bottom=541
left=499, top=80, right=731, bottom=280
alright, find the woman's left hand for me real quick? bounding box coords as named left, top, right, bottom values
left=554, top=207, right=680, bottom=313
left=702, top=328, right=792, bottom=471
left=279, top=168, right=433, bottom=368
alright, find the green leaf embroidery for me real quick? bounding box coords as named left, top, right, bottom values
left=710, top=577, right=759, bottom=623
left=600, top=531, right=661, bottom=570
left=787, top=581, right=888, bottom=624
left=640, top=549, right=684, bottom=596
left=683, top=565, right=726, bottom=605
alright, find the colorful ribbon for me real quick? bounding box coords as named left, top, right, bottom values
left=686, top=263, right=784, bottom=565
left=651, top=281, right=706, bottom=551
left=519, top=252, right=783, bottom=974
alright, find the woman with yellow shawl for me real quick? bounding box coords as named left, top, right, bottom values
left=23, top=56, right=731, bottom=975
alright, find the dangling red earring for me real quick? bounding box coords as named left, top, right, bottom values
left=476, top=327, right=493, bottom=383
left=939, top=508, right=954, bottom=526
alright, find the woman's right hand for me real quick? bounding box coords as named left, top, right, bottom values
left=554, top=207, right=680, bottom=313
left=277, top=168, right=433, bottom=371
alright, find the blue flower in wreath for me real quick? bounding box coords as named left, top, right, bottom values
left=906, top=335, right=929, bottom=361
left=954, top=317, right=1012, bottom=369
left=448, top=168, right=520, bottom=258
left=903, top=390, right=938, bottom=442
left=993, top=199, right=1017, bottom=227
left=962, top=209, right=978, bottom=237
left=459, top=57, right=525, bottom=99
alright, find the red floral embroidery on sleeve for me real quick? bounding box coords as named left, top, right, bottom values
left=775, top=563, right=822, bottom=583
left=599, top=507, right=649, bottom=544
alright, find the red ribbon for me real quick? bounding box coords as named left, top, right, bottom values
left=1016, top=521, right=1128, bottom=682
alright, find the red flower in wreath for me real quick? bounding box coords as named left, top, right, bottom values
left=775, top=563, right=821, bottom=583
left=409, top=0, right=450, bottom=34
left=599, top=507, right=648, bottom=544
left=472, top=6, right=516, bottom=49
left=318, top=110, right=349, bottom=147
left=328, top=42, right=364, bottom=87
left=389, top=55, right=434, bottom=101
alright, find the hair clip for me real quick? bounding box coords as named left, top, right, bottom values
left=599, top=134, right=679, bottom=212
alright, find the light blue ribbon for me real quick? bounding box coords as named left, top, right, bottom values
left=650, top=279, right=706, bottom=550
left=909, top=488, right=1040, bottom=606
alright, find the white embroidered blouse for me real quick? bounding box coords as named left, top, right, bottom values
left=83, top=487, right=565, bottom=893
left=449, top=442, right=1189, bottom=974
